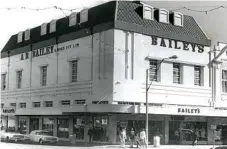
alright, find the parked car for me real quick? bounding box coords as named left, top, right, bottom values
left=0, top=129, right=29, bottom=142
left=29, top=130, right=59, bottom=144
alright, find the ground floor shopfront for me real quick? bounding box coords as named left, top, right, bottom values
left=1, top=114, right=227, bottom=145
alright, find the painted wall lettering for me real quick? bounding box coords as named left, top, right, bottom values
left=151, top=36, right=205, bottom=53
left=20, top=43, right=79, bottom=60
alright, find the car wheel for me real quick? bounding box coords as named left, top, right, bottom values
left=39, top=139, right=43, bottom=144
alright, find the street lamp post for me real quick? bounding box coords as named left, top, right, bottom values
left=145, top=55, right=178, bottom=148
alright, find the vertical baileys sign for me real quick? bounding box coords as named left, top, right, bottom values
left=20, top=43, right=79, bottom=60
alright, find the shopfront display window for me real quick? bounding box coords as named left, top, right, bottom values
left=169, top=121, right=207, bottom=144
left=93, top=116, right=109, bottom=142
left=19, top=120, right=27, bottom=134
left=215, top=125, right=227, bottom=142
left=73, top=117, right=85, bottom=140
left=57, top=118, right=69, bottom=138
left=43, top=117, right=54, bottom=136
left=30, top=118, right=39, bottom=133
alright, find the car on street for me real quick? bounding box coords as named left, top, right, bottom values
left=29, top=130, right=59, bottom=144
left=0, top=129, right=29, bottom=142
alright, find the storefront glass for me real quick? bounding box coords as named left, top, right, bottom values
left=93, top=116, right=109, bottom=142
left=57, top=118, right=69, bottom=138
left=215, top=125, right=227, bottom=143
left=30, top=118, right=39, bottom=133
left=19, top=119, right=27, bottom=134
left=73, top=117, right=85, bottom=140
left=43, top=117, right=54, bottom=136
left=169, top=121, right=207, bottom=144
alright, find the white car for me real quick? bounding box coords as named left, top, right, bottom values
left=0, top=130, right=29, bottom=142
left=29, top=130, right=59, bottom=144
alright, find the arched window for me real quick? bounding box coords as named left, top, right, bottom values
left=49, top=20, right=57, bottom=33
left=69, top=12, right=77, bottom=26
left=174, top=12, right=183, bottom=26
left=80, top=9, right=89, bottom=23
left=159, top=9, right=169, bottom=23
left=25, top=29, right=30, bottom=41
left=17, top=31, right=23, bottom=43
left=143, top=5, right=154, bottom=20
left=41, top=23, right=47, bottom=35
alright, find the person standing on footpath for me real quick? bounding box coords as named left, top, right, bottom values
left=129, top=128, right=135, bottom=148
left=139, top=128, right=147, bottom=148
left=119, top=128, right=127, bottom=148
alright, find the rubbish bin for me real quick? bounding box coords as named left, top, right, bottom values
left=153, top=136, right=160, bottom=147
left=69, top=134, right=76, bottom=145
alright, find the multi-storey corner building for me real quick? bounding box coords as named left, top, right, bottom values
left=1, top=1, right=227, bottom=145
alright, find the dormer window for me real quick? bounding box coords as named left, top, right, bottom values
left=143, top=5, right=154, bottom=20
left=159, top=9, right=169, bottom=23
left=25, top=29, right=30, bottom=41
left=80, top=9, right=88, bottom=23
left=69, top=12, right=77, bottom=26
left=17, top=31, right=23, bottom=43
left=174, top=12, right=183, bottom=26
left=41, top=23, right=47, bottom=35
left=49, top=20, right=56, bottom=33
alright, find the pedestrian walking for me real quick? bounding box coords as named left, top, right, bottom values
left=87, top=127, right=93, bottom=144
left=135, top=132, right=140, bottom=148
left=119, top=128, right=127, bottom=148
left=129, top=128, right=135, bottom=148
left=192, top=129, right=198, bottom=146
left=139, top=128, right=146, bottom=148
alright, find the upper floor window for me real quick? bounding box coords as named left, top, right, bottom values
left=17, top=31, right=23, bottom=43
left=80, top=9, right=88, bottom=23
left=174, top=12, right=183, bottom=26
left=16, top=70, right=22, bottom=88
left=69, top=12, right=77, bottom=26
left=143, top=5, right=154, bottom=20
left=44, top=101, right=53, bottom=107
left=49, top=20, right=56, bottom=33
left=92, top=101, right=108, bottom=104
left=41, top=23, right=47, bottom=35
left=33, top=102, right=41, bottom=108
left=74, top=99, right=86, bottom=105
left=222, top=70, right=227, bottom=92
left=149, top=60, right=159, bottom=82
left=173, top=63, right=181, bottom=84
left=10, top=103, right=16, bottom=107
left=41, top=66, right=47, bottom=86
left=159, top=9, right=169, bottom=23
left=1, top=73, right=6, bottom=90
left=19, top=103, right=26, bottom=108
left=61, top=100, right=70, bottom=106
left=71, top=60, right=78, bottom=82
left=194, top=66, right=202, bottom=86
left=25, top=29, right=30, bottom=40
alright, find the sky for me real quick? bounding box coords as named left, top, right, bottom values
left=0, top=0, right=227, bottom=52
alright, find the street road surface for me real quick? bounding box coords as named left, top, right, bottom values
left=0, top=142, right=227, bottom=149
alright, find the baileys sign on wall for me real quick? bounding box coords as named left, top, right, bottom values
left=150, top=36, right=204, bottom=53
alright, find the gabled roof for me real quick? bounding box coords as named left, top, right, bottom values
left=1, top=1, right=211, bottom=56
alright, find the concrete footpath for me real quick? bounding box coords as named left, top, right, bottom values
left=92, top=145, right=227, bottom=149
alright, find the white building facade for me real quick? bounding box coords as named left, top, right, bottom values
left=1, top=1, right=227, bottom=145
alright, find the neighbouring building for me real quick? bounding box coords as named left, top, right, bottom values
left=1, top=1, right=227, bottom=145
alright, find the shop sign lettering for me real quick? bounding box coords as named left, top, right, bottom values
left=151, top=36, right=204, bottom=53
left=2, top=108, right=15, bottom=114
left=20, top=43, right=79, bottom=60
left=178, top=108, right=200, bottom=114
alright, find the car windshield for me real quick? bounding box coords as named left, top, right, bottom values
left=37, top=131, right=51, bottom=136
